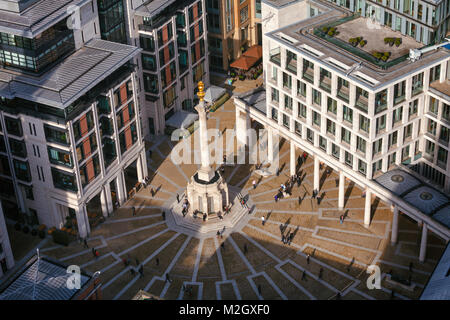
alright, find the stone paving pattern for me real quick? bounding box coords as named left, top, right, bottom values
left=40, top=78, right=446, bottom=300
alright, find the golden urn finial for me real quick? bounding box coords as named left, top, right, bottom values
left=197, top=81, right=205, bottom=102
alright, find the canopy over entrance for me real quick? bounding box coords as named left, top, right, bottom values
left=204, top=85, right=227, bottom=103
left=243, top=45, right=262, bottom=60
left=165, top=110, right=198, bottom=129
left=230, top=55, right=258, bottom=70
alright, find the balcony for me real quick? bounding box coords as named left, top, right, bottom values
left=319, top=76, right=332, bottom=93
left=337, top=87, right=349, bottom=102
left=302, top=67, right=314, bottom=84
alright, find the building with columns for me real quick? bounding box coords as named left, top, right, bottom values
left=0, top=0, right=147, bottom=239
left=234, top=0, right=450, bottom=262
left=206, top=0, right=262, bottom=72
left=124, top=0, right=210, bottom=138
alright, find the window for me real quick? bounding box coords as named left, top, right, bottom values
left=13, top=159, right=31, bottom=182
left=312, top=111, right=321, bottom=126
left=76, top=134, right=98, bottom=163
left=319, top=136, right=327, bottom=151
left=394, top=81, right=406, bottom=104
left=437, top=147, right=448, bottom=168
left=313, top=89, right=321, bottom=106
left=326, top=119, right=336, bottom=135
left=283, top=114, right=290, bottom=128
left=373, top=138, right=382, bottom=155
left=442, top=104, right=449, bottom=121
left=142, top=54, right=157, bottom=71
left=411, top=72, right=423, bottom=96
left=402, top=145, right=410, bottom=162
left=51, top=168, right=77, bottom=192
left=359, top=115, right=370, bottom=133
left=283, top=72, right=292, bottom=89
left=343, top=105, right=353, bottom=123
left=48, top=147, right=72, bottom=168
left=284, top=95, right=293, bottom=111
left=302, top=59, right=314, bottom=83
left=0, top=155, right=11, bottom=176
left=357, top=136, right=366, bottom=154
left=337, top=77, right=349, bottom=102
left=409, top=99, right=418, bottom=119
left=358, top=159, right=367, bottom=175
left=9, top=138, right=27, bottom=158
left=295, top=121, right=302, bottom=136
left=80, top=156, right=101, bottom=187
left=425, top=140, right=435, bottom=156
left=327, top=97, right=337, bottom=115
left=298, top=102, right=307, bottom=118
left=388, top=131, right=398, bottom=149
left=355, top=86, right=369, bottom=112
left=240, top=5, right=248, bottom=23
left=73, top=111, right=94, bottom=141
left=429, top=97, right=439, bottom=115
left=307, top=128, right=314, bottom=143
left=376, top=115, right=386, bottom=133
left=271, top=65, right=278, bottom=82
left=5, top=117, right=22, bottom=137
left=344, top=151, right=353, bottom=167
left=271, top=108, right=278, bottom=121
left=404, top=124, right=413, bottom=140
left=297, top=80, right=306, bottom=97
left=286, top=50, right=297, bottom=74
left=427, top=119, right=437, bottom=136
left=388, top=153, right=396, bottom=166
left=429, top=65, right=441, bottom=83
left=439, top=126, right=449, bottom=144
left=392, top=107, right=403, bottom=126
left=332, top=144, right=340, bottom=159
left=375, top=89, right=388, bottom=113
left=319, top=68, right=331, bottom=92
left=44, top=124, right=69, bottom=146
left=372, top=159, right=382, bottom=174
left=271, top=87, right=279, bottom=103
left=341, top=128, right=351, bottom=144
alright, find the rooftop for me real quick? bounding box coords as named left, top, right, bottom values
left=429, top=79, right=450, bottom=100
left=0, top=39, right=140, bottom=109
left=375, top=168, right=450, bottom=229
left=267, top=0, right=450, bottom=90
left=0, top=255, right=92, bottom=300
left=0, top=0, right=85, bottom=37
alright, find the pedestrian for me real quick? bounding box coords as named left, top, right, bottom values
left=281, top=234, right=285, bottom=243
left=340, top=215, right=344, bottom=224
left=252, top=180, right=257, bottom=189
left=142, top=178, right=147, bottom=189
left=217, top=230, right=220, bottom=238
left=92, top=248, right=96, bottom=258
left=244, top=244, right=248, bottom=254
left=220, top=165, right=225, bottom=173
left=139, top=265, right=144, bottom=278
left=223, top=155, right=227, bottom=164
left=362, top=190, right=366, bottom=198
left=409, top=262, right=413, bottom=273
left=261, top=216, right=265, bottom=226
left=306, top=254, right=310, bottom=264
left=203, top=213, right=207, bottom=222
left=257, top=285, right=262, bottom=296
left=274, top=194, right=278, bottom=202
left=83, top=238, right=89, bottom=248
left=298, top=196, right=302, bottom=205
left=151, top=188, right=154, bottom=197
left=149, top=150, right=153, bottom=158
left=312, top=189, right=317, bottom=199
left=156, top=257, right=159, bottom=266
left=130, top=268, right=135, bottom=276
left=390, top=290, right=395, bottom=300
left=218, top=212, right=223, bottom=220
left=162, top=211, right=166, bottom=220
left=221, top=242, right=225, bottom=250
left=176, top=194, right=180, bottom=203
left=336, top=292, right=341, bottom=300
left=165, top=273, right=172, bottom=283
left=122, top=257, right=127, bottom=267
left=132, top=206, right=136, bottom=216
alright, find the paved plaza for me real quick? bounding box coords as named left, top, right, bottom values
left=38, top=80, right=446, bottom=300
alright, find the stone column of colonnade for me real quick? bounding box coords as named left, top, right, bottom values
left=313, top=156, right=320, bottom=193
left=391, top=205, right=399, bottom=244
left=419, top=223, right=428, bottom=262
left=338, top=171, right=345, bottom=209
left=290, top=141, right=296, bottom=176
left=364, top=189, right=372, bottom=227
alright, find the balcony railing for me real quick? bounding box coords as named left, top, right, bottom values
left=270, top=48, right=281, bottom=66
left=302, top=68, right=314, bottom=83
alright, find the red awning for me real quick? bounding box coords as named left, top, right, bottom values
left=230, top=55, right=258, bottom=70
left=243, top=45, right=262, bottom=60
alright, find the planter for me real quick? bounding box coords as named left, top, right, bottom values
left=31, top=229, right=37, bottom=236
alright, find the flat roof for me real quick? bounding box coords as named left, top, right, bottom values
left=375, top=168, right=450, bottom=228
left=0, top=256, right=91, bottom=300
left=0, top=39, right=140, bottom=108
left=429, top=80, right=450, bottom=100
left=0, top=0, right=88, bottom=37
left=237, top=87, right=266, bottom=114
left=420, top=242, right=450, bottom=300
left=267, top=0, right=450, bottom=90
left=134, top=0, right=177, bottom=18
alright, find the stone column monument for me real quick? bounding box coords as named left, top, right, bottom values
left=186, top=82, right=229, bottom=218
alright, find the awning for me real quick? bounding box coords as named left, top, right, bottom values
left=230, top=55, right=258, bottom=70
left=204, top=85, right=227, bottom=103
left=243, top=45, right=262, bottom=60
left=165, top=110, right=198, bottom=129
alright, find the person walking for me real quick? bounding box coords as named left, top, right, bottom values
left=92, top=248, right=96, bottom=258
left=318, top=268, right=323, bottom=279
left=132, top=206, right=136, bottom=216
left=281, top=234, right=286, bottom=243
left=135, top=258, right=140, bottom=266
left=165, top=273, right=172, bottom=283
left=306, top=254, right=310, bottom=265
left=139, top=265, right=144, bottom=278
left=155, top=257, right=159, bottom=266
left=261, top=216, right=265, bottom=226
left=274, top=194, right=278, bottom=202
left=302, top=270, right=307, bottom=281
left=257, top=285, right=262, bottom=296
left=83, top=238, right=89, bottom=248
left=244, top=244, right=248, bottom=254
left=340, top=215, right=344, bottom=224
left=151, top=188, right=154, bottom=197
left=176, top=194, right=180, bottom=203
left=162, top=211, right=166, bottom=220
left=217, top=230, right=221, bottom=238
left=252, top=180, right=257, bottom=189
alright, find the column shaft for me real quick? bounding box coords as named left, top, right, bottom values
left=338, top=171, right=345, bottom=209
left=419, top=223, right=428, bottom=262
left=290, top=141, right=296, bottom=176
left=391, top=206, right=399, bottom=244
left=364, top=189, right=372, bottom=227
left=267, top=127, right=273, bottom=162
left=313, top=156, right=320, bottom=192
